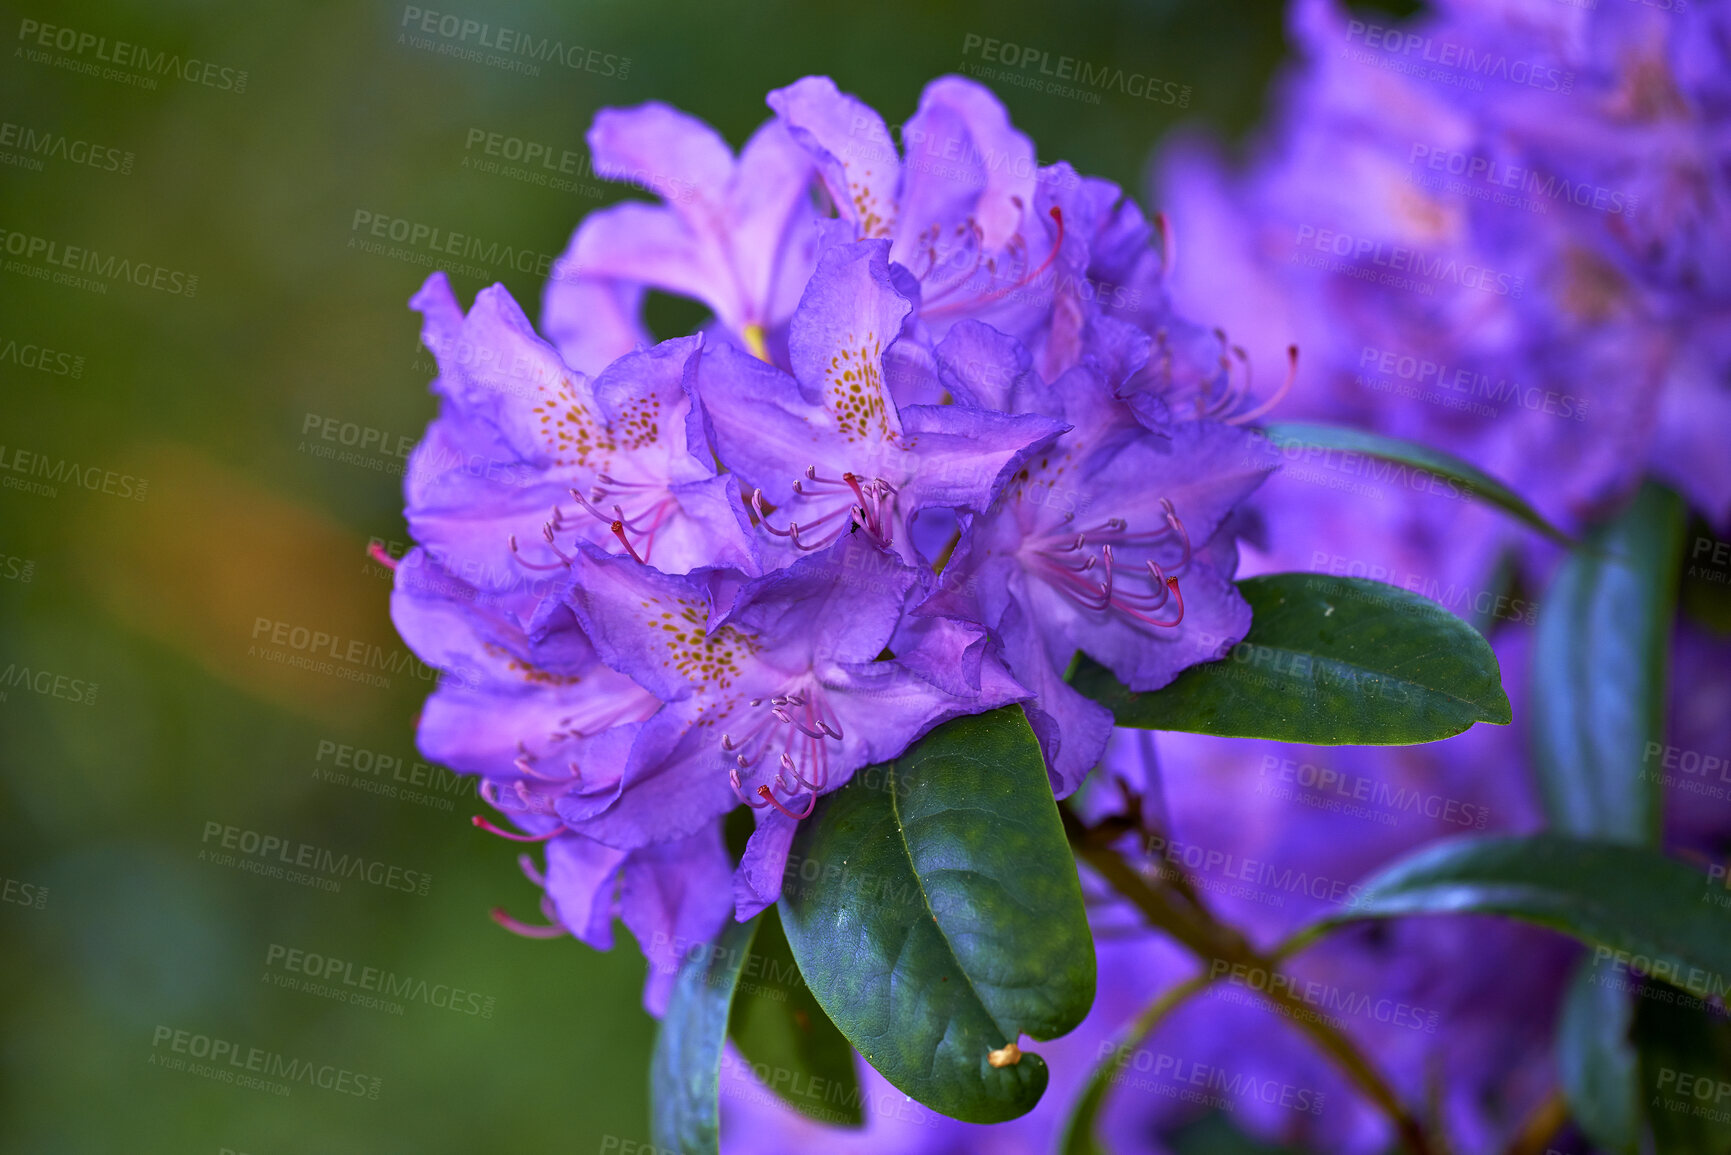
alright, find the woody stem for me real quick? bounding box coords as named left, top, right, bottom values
left=1062, top=807, right=1440, bottom=1155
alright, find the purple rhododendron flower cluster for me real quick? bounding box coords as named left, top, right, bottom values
left=389, top=74, right=1281, bottom=1012
left=1161, top=0, right=1731, bottom=575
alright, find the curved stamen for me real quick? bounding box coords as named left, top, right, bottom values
left=366, top=540, right=399, bottom=570
left=757, top=784, right=817, bottom=820
left=564, top=485, right=672, bottom=564
left=508, top=533, right=570, bottom=572
left=924, top=206, right=1067, bottom=320
left=610, top=520, right=646, bottom=563
left=1129, top=576, right=1185, bottom=628
left=731, top=768, right=772, bottom=808
left=775, top=710, right=831, bottom=739
left=723, top=680, right=844, bottom=812
left=471, top=815, right=561, bottom=842
left=750, top=488, right=798, bottom=538
left=1227, top=344, right=1300, bottom=425
left=540, top=521, right=574, bottom=565
left=489, top=906, right=567, bottom=939
left=517, top=852, right=546, bottom=888
left=1199, top=330, right=1249, bottom=420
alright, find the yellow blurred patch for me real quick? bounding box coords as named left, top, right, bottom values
left=76, top=443, right=424, bottom=727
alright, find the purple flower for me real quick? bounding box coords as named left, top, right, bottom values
left=692, top=238, right=1065, bottom=567
left=1154, top=0, right=1731, bottom=597
left=929, top=320, right=1275, bottom=790
left=766, top=75, right=1237, bottom=397
left=389, top=548, right=730, bottom=1012
left=389, top=545, right=657, bottom=829
left=766, top=74, right=1036, bottom=270
left=545, top=102, right=820, bottom=363
left=409, top=272, right=758, bottom=587
left=390, top=72, right=1276, bottom=1021
left=558, top=530, right=1026, bottom=918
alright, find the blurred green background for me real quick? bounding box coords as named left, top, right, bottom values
left=0, top=0, right=1297, bottom=1149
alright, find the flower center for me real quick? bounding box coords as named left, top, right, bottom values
left=507, top=475, right=677, bottom=570
left=470, top=682, right=661, bottom=841
left=751, top=468, right=899, bottom=551
left=1137, top=331, right=1298, bottom=425
left=1022, top=498, right=1191, bottom=630
left=723, top=680, right=845, bottom=820
left=915, top=204, right=1066, bottom=321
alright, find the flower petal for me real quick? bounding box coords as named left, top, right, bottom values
left=621, top=824, right=735, bottom=1015
left=545, top=835, right=628, bottom=951
left=768, top=75, right=901, bottom=240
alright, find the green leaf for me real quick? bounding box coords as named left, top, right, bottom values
left=1558, top=958, right=1641, bottom=1154
left=778, top=706, right=1096, bottom=1123
left=1298, top=834, right=1731, bottom=997
left=1261, top=422, right=1572, bottom=545
left=1059, top=973, right=1218, bottom=1155
left=1634, top=984, right=1731, bottom=1155
left=1530, top=482, right=1685, bottom=846
left=650, top=913, right=760, bottom=1155
left=728, top=904, right=862, bottom=1127
left=1058, top=1057, right=1112, bottom=1155
left=1071, top=573, right=1512, bottom=745
left=1168, top=1112, right=1324, bottom=1154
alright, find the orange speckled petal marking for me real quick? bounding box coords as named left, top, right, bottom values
left=646, top=598, right=763, bottom=692
left=824, top=332, right=895, bottom=444
left=531, top=374, right=617, bottom=472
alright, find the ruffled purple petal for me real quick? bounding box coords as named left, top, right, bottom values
left=621, top=823, right=735, bottom=1015
left=768, top=76, right=902, bottom=241
left=732, top=808, right=799, bottom=921
left=544, top=834, right=627, bottom=951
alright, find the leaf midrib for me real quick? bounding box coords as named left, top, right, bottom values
left=885, top=753, right=1017, bottom=1044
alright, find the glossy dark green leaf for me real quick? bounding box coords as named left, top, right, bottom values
left=728, top=904, right=862, bottom=1127
left=1558, top=958, right=1641, bottom=1154
left=1635, top=984, right=1731, bottom=1155
left=649, top=913, right=759, bottom=1155
left=1299, top=834, right=1731, bottom=997
left=1261, top=422, right=1573, bottom=545
left=1071, top=573, right=1512, bottom=745
left=778, top=706, right=1095, bottom=1123
left=1531, top=482, right=1685, bottom=846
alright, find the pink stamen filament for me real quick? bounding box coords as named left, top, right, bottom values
left=1026, top=503, right=1192, bottom=630
left=471, top=815, right=561, bottom=842
left=1227, top=345, right=1299, bottom=425
left=1198, top=330, right=1249, bottom=421
left=725, top=685, right=842, bottom=816
left=490, top=906, right=567, bottom=939
left=923, top=206, right=1067, bottom=321
left=752, top=484, right=868, bottom=552
left=758, top=784, right=816, bottom=820
left=366, top=541, right=398, bottom=570
left=566, top=484, right=675, bottom=564
left=517, top=852, right=546, bottom=888
left=508, top=531, right=570, bottom=572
